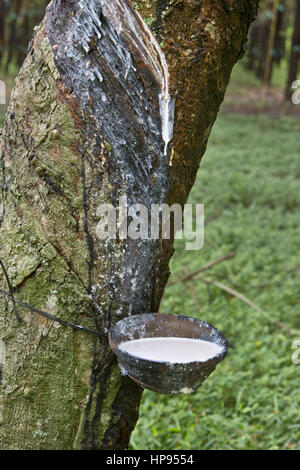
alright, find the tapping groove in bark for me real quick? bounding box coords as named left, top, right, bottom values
left=0, top=0, right=259, bottom=450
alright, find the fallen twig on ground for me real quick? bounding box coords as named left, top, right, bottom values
left=168, top=252, right=235, bottom=286
left=196, top=276, right=299, bottom=335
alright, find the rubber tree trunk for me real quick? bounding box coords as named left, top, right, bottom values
left=5, top=0, right=24, bottom=74
left=285, top=0, right=300, bottom=100
left=0, top=0, right=6, bottom=68
left=0, top=0, right=259, bottom=450
left=263, top=0, right=279, bottom=87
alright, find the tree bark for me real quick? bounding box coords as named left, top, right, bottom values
left=0, top=0, right=48, bottom=71
left=285, top=0, right=300, bottom=100
left=0, top=0, right=259, bottom=450
left=0, top=0, right=5, bottom=68
left=5, top=0, right=24, bottom=74
left=263, top=0, right=280, bottom=87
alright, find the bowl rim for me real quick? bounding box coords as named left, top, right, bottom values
left=109, top=312, right=230, bottom=368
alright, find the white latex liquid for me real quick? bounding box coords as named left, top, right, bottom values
left=102, top=0, right=174, bottom=155
left=120, top=337, right=223, bottom=363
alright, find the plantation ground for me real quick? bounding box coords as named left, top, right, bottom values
left=130, top=112, right=300, bottom=450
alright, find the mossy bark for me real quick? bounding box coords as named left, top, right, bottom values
left=0, top=0, right=259, bottom=450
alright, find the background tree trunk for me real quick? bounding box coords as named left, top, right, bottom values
left=0, top=0, right=5, bottom=68
left=285, top=0, right=300, bottom=99
left=263, top=0, right=279, bottom=87
left=5, top=0, right=23, bottom=74
left=0, top=0, right=259, bottom=450
left=0, top=0, right=48, bottom=72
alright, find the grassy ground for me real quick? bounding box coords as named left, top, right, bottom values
left=130, top=112, right=300, bottom=450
